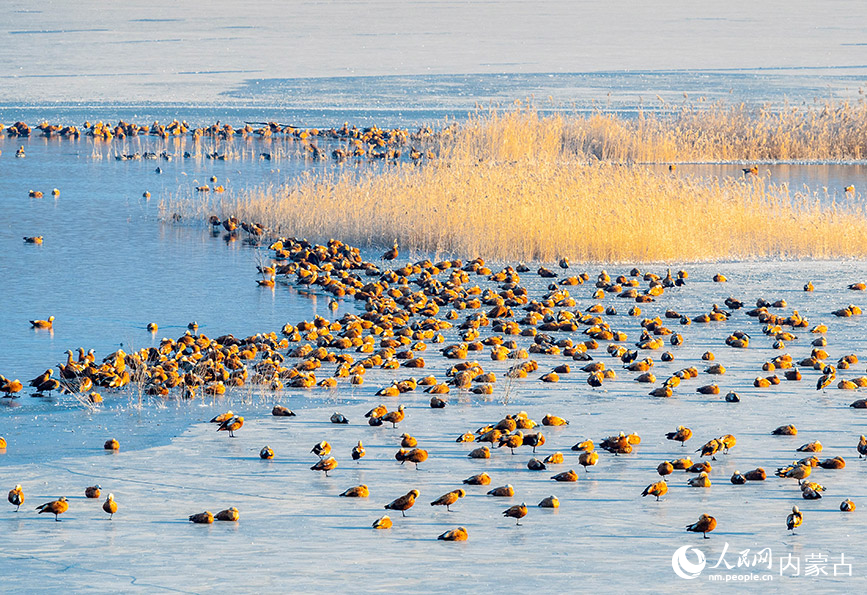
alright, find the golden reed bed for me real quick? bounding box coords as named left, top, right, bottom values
left=167, top=107, right=867, bottom=262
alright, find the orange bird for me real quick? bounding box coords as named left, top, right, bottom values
left=217, top=415, right=244, bottom=437
left=311, top=456, right=338, bottom=476
left=30, top=316, right=55, bottom=329
left=36, top=497, right=69, bottom=521
left=103, top=493, right=118, bottom=519
left=382, top=241, right=398, bottom=261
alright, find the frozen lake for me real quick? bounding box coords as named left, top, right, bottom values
left=3, top=0, right=867, bottom=591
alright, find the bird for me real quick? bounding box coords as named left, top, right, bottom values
left=430, top=489, right=466, bottom=512
left=688, top=471, right=712, bottom=487
left=498, top=431, right=524, bottom=454
left=216, top=415, right=244, bottom=437
left=330, top=412, right=349, bottom=424
left=686, top=514, right=717, bottom=538
left=189, top=511, right=214, bottom=524
left=857, top=435, right=867, bottom=458
left=146, top=322, right=158, bottom=333
left=578, top=450, right=599, bottom=472
left=36, top=497, right=69, bottom=521
left=488, top=484, right=515, bottom=497
left=8, top=485, right=24, bottom=511
left=657, top=461, right=674, bottom=480
left=382, top=405, right=405, bottom=427
left=400, top=433, right=418, bottom=448
left=538, top=495, right=560, bottom=508
left=665, top=426, right=692, bottom=446
left=463, top=473, right=491, bottom=485
left=743, top=165, right=758, bottom=176
left=16, top=146, right=25, bottom=158
left=527, top=458, right=547, bottom=471
left=260, top=445, right=274, bottom=459
left=718, top=434, right=736, bottom=454
left=731, top=470, right=747, bottom=484
left=841, top=499, right=856, bottom=512
left=641, top=481, right=668, bottom=501
left=385, top=489, right=419, bottom=516
left=340, top=485, right=369, bottom=498
left=85, top=485, right=101, bottom=499
left=272, top=405, right=295, bottom=417
left=351, top=440, right=365, bottom=462
left=787, top=506, right=803, bottom=534
left=215, top=507, right=240, bottom=521
left=1, top=378, right=23, bottom=398
left=102, top=493, right=117, bottom=519
left=365, top=404, right=388, bottom=419
left=104, top=438, right=120, bottom=451
left=312, top=441, right=332, bottom=458
left=372, top=515, right=392, bottom=529
left=551, top=469, right=579, bottom=482
left=311, top=456, right=338, bottom=476
left=402, top=448, right=428, bottom=470
left=503, top=503, right=528, bottom=525
left=382, top=241, right=398, bottom=261
left=210, top=411, right=234, bottom=423
left=697, top=439, right=721, bottom=460
left=23, top=236, right=43, bottom=244
left=30, top=316, right=54, bottom=329
left=437, top=526, right=468, bottom=541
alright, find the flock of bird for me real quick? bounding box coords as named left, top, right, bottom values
left=4, top=119, right=440, bottom=163
left=5, top=228, right=867, bottom=543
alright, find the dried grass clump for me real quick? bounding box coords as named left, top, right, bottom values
left=168, top=157, right=867, bottom=262
left=441, top=103, right=867, bottom=163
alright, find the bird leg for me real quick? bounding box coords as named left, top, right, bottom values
left=703, top=533, right=709, bottom=539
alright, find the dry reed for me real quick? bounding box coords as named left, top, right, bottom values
left=166, top=107, right=867, bottom=262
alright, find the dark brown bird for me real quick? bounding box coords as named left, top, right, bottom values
left=85, top=485, right=101, bottom=499
left=430, top=489, right=466, bottom=512
left=402, top=448, right=428, bottom=470
left=385, top=489, right=419, bottom=516
left=189, top=511, right=214, bottom=524
left=503, top=503, right=528, bottom=525
left=215, top=507, right=239, bottom=521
